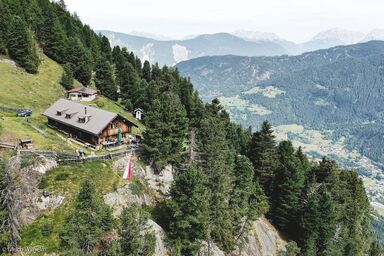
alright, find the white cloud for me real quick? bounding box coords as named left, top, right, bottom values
left=64, top=0, right=384, bottom=43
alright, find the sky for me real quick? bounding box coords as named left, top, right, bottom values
left=64, top=0, right=384, bottom=43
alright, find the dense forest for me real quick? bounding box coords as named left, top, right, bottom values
left=0, top=0, right=383, bottom=255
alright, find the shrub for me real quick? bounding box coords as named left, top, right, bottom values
left=41, top=224, right=53, bottom=236
left=55, top=172, right=70, bottom=181
left=38, top=177, right=49, bottom=189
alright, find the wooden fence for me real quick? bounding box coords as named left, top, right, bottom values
left=0, top=142, right=17, bottom=150
left=0, top=106, right=20, bottom=112
left=20, top=148, right=141, bottom=165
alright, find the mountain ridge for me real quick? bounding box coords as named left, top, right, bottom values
left=99, top=28, right=384, bottom=65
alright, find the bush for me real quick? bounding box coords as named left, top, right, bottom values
left=55, top=172, right=70, bottom=181
left=38, top=177, right=49, bottom=189
left=96, top=100, right=105, bottom=108
left=129, top=178, right=146, bottom=195
left=41, top=224, right=53, bottom=236
left=124, top=99, right=133, bottom=112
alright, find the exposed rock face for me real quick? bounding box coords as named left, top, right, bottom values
left=199, top=217, right=286, bottom=256
left=147, top=220, right=171, bottom=256
left=11, top=155, right=62, bottom=226
left=200, top=241, right=226, bottom=256
left=36, top=194, right=65, bottom=211
left=114, top=155, right=174, bottom=195
left=106, top=156, right=174, bottom=216
left=145, top=164, right=173, bottom=195
left=104, top=184, right=156, bottom=216
left=235, top=217, right=286, bottom=256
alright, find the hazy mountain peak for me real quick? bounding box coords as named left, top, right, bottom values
left=129, top=31, right=174, bottom=41
left=312, top=28, right=365, bottom=44
left=362, top=28, right=384, bottom=42
left=232, top=29, right=282, bottom=41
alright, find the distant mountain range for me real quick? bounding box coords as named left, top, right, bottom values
left=176, top=41, right=384, bottom=220
left=98, top=28, right=384, bottom=65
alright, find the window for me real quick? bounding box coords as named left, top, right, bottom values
left=78, top=117, right=86, bottom=123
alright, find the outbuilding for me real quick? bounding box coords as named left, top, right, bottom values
left=67, top=87, right=97, bottom=102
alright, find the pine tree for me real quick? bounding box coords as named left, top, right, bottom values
left=300, top=185, right=321, bottom=256
left=82, top=24, right=100, bottom=62
left=0, top=0, right=10, bottom=54
left=143, top=92, right=188, bottom=171
left=142, top=60, right=151, bottom=82
left=248, top=121, right=278, bottom=196
left=119, top=204, right=156, bottom=256
left=167, top=164, right=210, bottom=255
left=300, top=185, right=337, bottom=256
left=99, top=35, right=112, bottom=61
left=39, top=4, right=68, bottom=63
left=270, top=141, right=305, bottom=234
left=151, top=63, right=162, bottom=81
left=67, top=37, right=93, bottom=85
left=197, top=107, right=235, bottom=252
left=60, top=63, right=74, bottom=90
left=24, top=0, right=43, bottom=34
left=230, top=155, right=257, bottom=235
left=60, top=180, right=113, bottom=254
left=7, top=15, right=39, bottom=73
left=95, top=58, right=118, bottom=100
left=120, top=62, right=140, bottom=101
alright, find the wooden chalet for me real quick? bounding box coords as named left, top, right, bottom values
left=43, top=99, right=138, bottom=149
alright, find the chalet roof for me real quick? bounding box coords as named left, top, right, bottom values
left=67, top=87, right=97, bottom=95
left=43, top=99, right=137, bottom=136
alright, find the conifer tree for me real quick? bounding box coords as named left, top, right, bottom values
left=198, top=106, right=235, bottom=252
left=151, top=63, right=162, bottom=81
left=0, top=1, right=10, bottom=54
left=270, top=141, right=305, bottom=234
left=99, top=35, right=112, bottom=61
left=82, top=24, right=100, bottom=61
left=143, top=92, right=188, bottom=171
left=67, top=37, right=93, bottom=85
left=60, top=63, right=74, bottom=90
left=142, top=60, right=151, bottom=82
left=24, top=0, right=43, bottom=33
left=95, top=58, right=118, bottom=100
left=248, top=121, right=278, bottom=195
left=230, top=155, right=256, bottom=235
left=39, top=5, right=68, bottom=63
left=7, top=15, right=39, bottom=73
left=120, top=62, right=140, bottom=101
left=119, top=204, right=156, bottom=256
left=167, top=164, right=210, bottom=255
left=60, top=180, right=113, bottom=254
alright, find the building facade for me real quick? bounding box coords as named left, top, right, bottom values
left=43, top=99, right=137, bottom=149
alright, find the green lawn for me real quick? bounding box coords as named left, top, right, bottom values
left=0, top=53, right=81, bottom=113
left=20, top=160, right=124, bottom=254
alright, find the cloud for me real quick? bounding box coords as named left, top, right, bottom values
left=64, top=0, right=384, bottom=42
